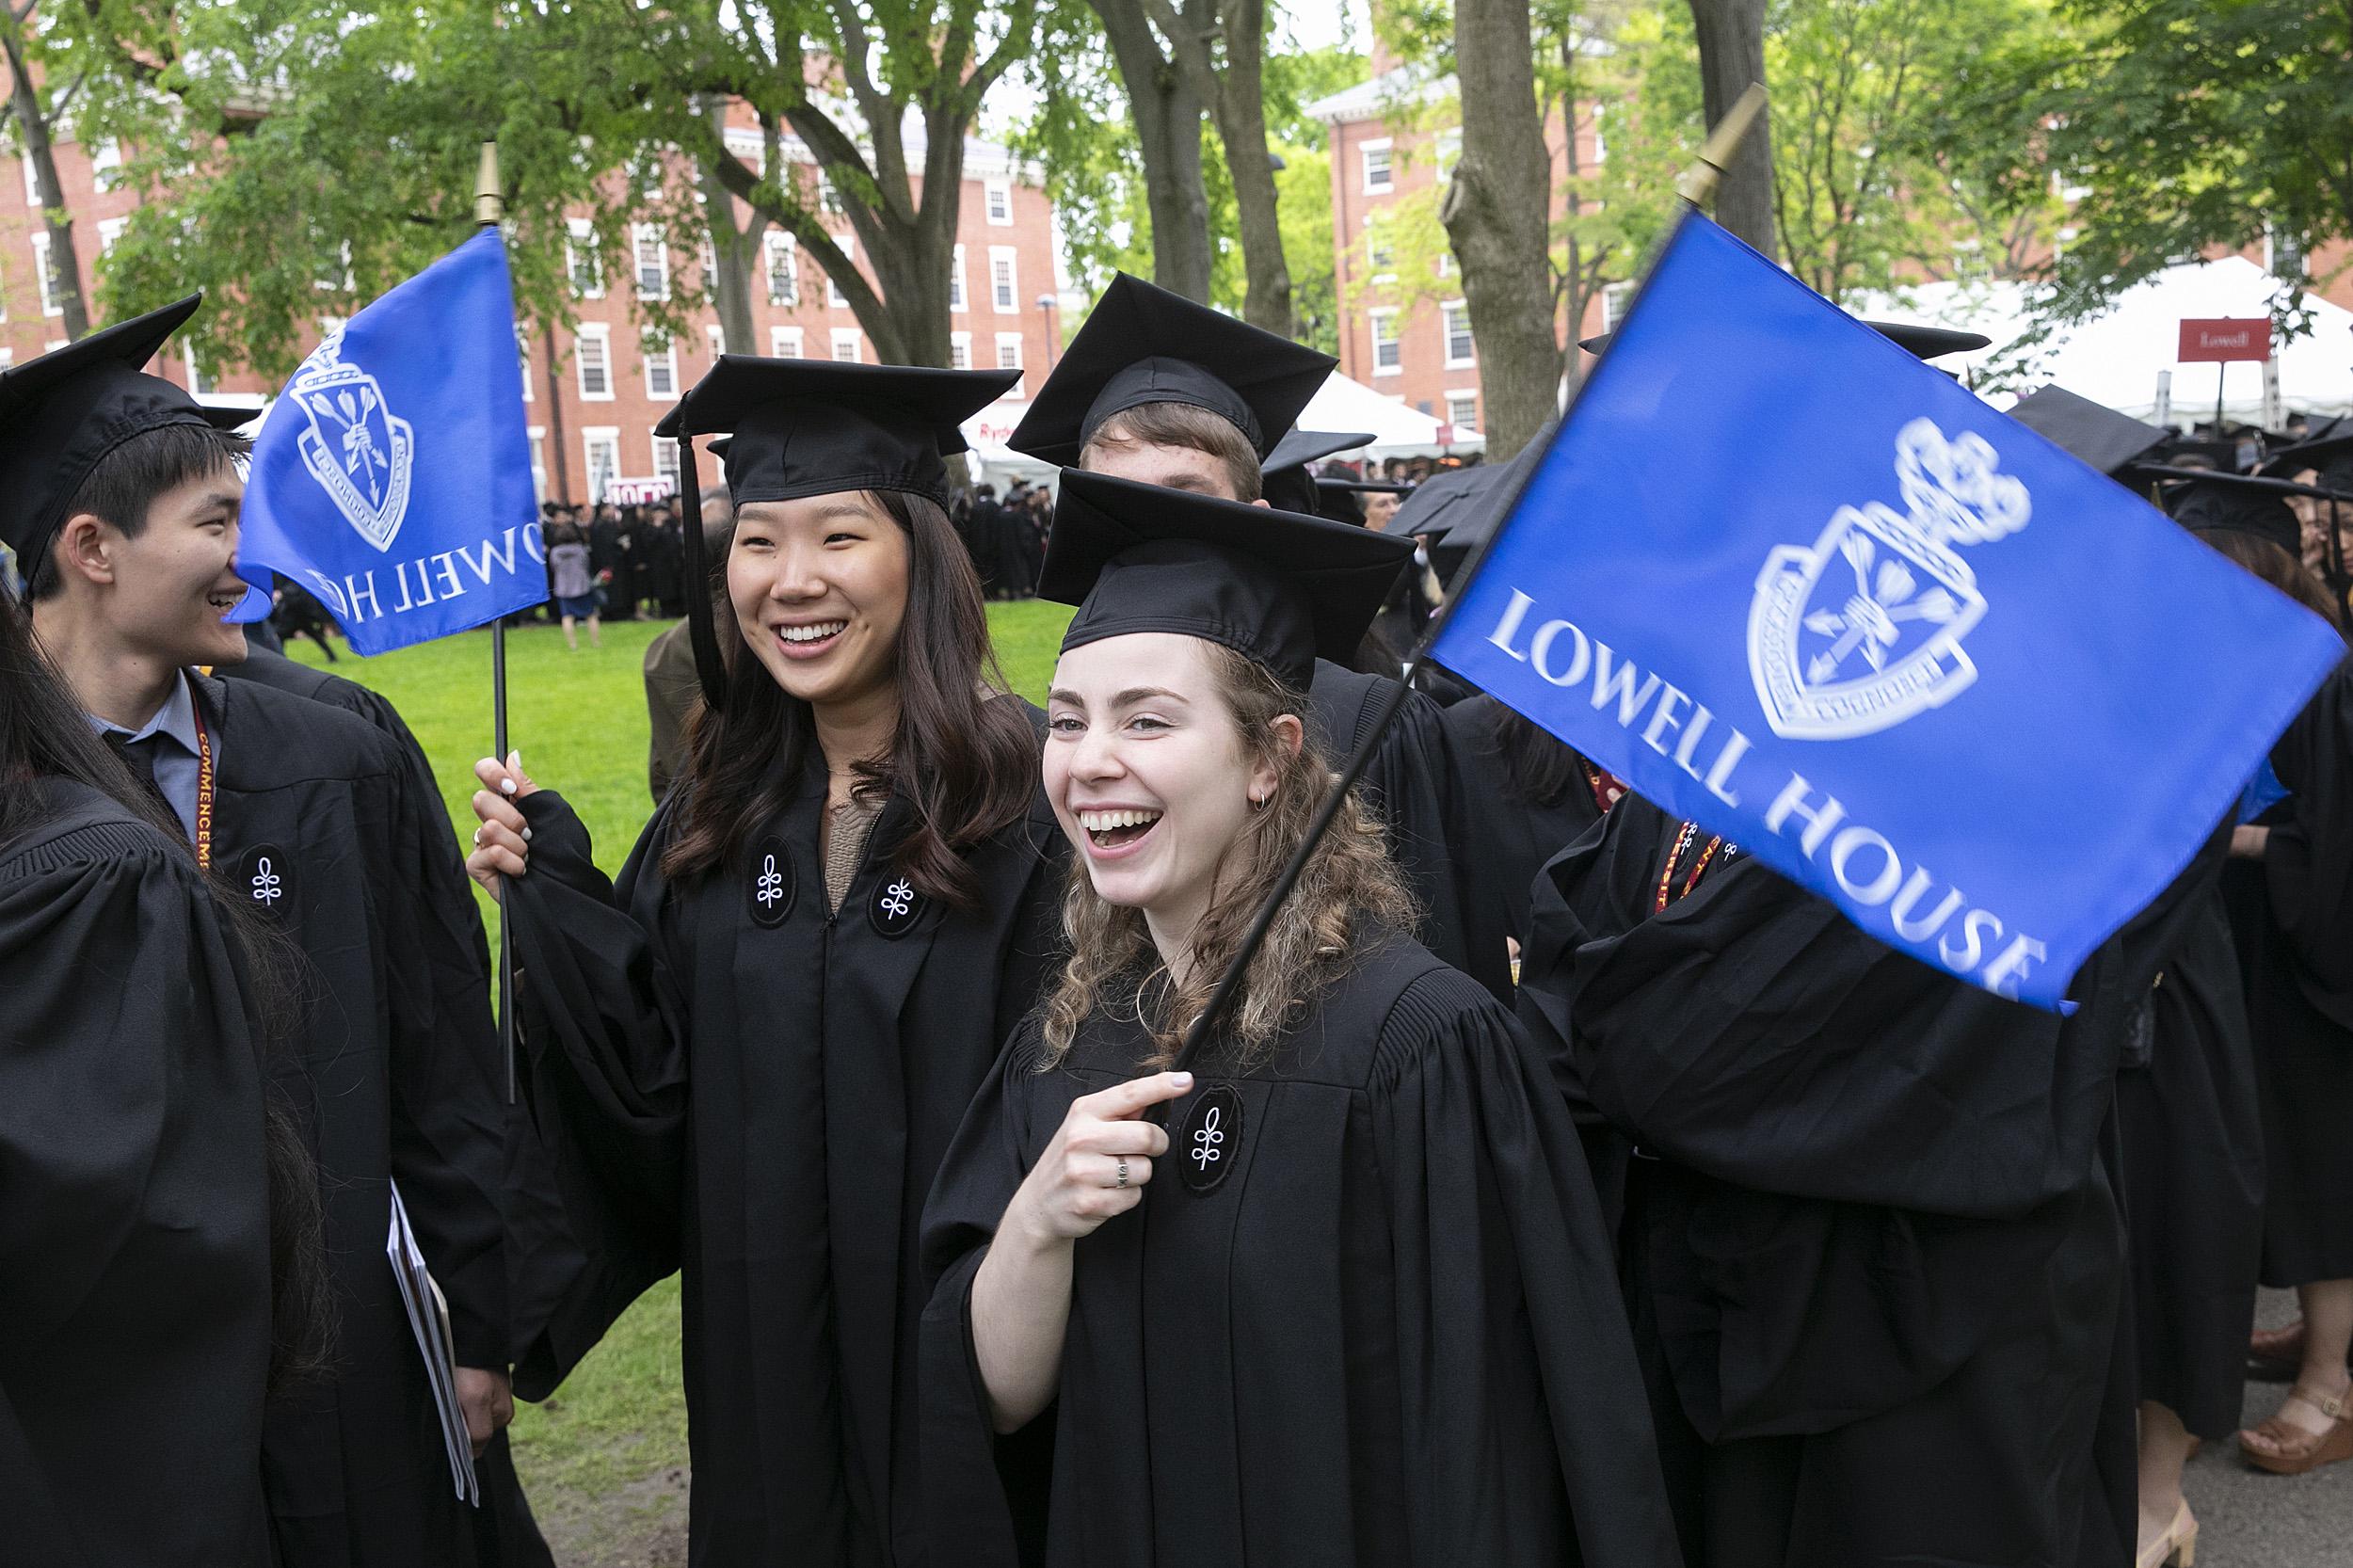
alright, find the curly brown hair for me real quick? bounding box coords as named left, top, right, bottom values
left=1038, top=642, right=1415, bottom=1071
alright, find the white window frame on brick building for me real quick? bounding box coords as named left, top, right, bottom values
left=1361, top=138, right=1393, bottom=194
left=528, top=425, right=547, bottom=500
left=984, top=180, right=1013, bottom=225
left=989, top=247, right=1017, bottom=312
left=1444, top=391, right=1479, bottom=433
left=89, top=138, right=121, bottom=192
left=652, top=433, right=681, bottom=493
left=644, top=334, right=680, bottom=399
left=706, top=323, right=727, bottom=359
left=633, top=225, right=670, bottom=300
left=995, top=332, right=1023, bottom=371
left=517, top=325, right=534, bottom=402
left=764, top=231, right=798, bottom=305
left=827, top=237, right=854, bottom=308
left=1368, top=309, right=1401, bottom=376
left=1603, top=283, right=1634, bottom=332
left=575, top=324, right=614, bottom=400
left=831, top=328, right=861, bottom=362
left=583, top=428, right=621, bottom=502
left=771, top=326, right=803, bottom=359
left=566, top=219, right=604, bottom=299
left=20, top=151, right=36, bottom=207
left=186, top=348, right=211, bottom=396
left=950, top=330, right=971, bottom=370
left=951, top=245, right=968, bottom=312
left=1442, top=300, right=1476, bottom=368
left=31, top=232, right=59, bottom=317
left=97, top=216, right=125, bottom=254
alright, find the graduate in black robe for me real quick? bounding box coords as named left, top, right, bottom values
left=921, top=472, right=1676, bottom=1568
left=0, top=584, right=304, bottom=1568
left=1518, top=793, right=2228, bottom=1568
left=6, top=299, right=512, bottom=1567
left=1006, top=272, right=1504, bottom=1000
left=222, top=636, right=560, bottom=1567
left=469, top=357, right=1060, bottom=1567
left=1441, top=693, right=1611, bottom=975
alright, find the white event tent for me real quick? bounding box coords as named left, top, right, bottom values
left=1297, top=371, right=1478, bottom=460
left=1861, top=257, right=2353, bottom=426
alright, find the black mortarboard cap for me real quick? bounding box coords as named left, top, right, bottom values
left=2163, top=472, right=2302, bottom=553
left=1009, top=273, right=1336, bottom=467
left=0, top=295, right=218, bottom=589
left=2007, top=385, right=2171, bottom=476
left=1262, top=428, right=1373, bottom=515
left=1383, top=464, right=1496, bottom=542
left=1577, top=319, right=1991, bottom=360
left=1401, top=422, right=1558, bottom=584
left=653, top=356, right=1019, bottom=507
left=1040, top=467, right=1412, bottom=690
left=2262, top=427, right=2353, bottom=491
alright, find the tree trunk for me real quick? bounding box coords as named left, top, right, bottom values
left=542, top=329, right=572, bottom=502
left=1, top=21, right=88, bottom=341
left=696, top=98, right=764, bottom=359
left=1093, top=0, right=1214, bottom=302
left=1686, top=0, right=1776, bottom=260
left=1160, top=0, right=1291, bottom=336
left=1445, top=0, right=1560, bottom=462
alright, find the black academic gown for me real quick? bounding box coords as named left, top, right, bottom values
left=219, top=648, right=557, bottom=1567
left=0, top=783, right=274, bottom=1568
left=192, top=675, right=511, bottom=1568
left=918, top=935, right=1682, bottom=1568
left=2116, top=888, right=2264, bottom=1440
left=499, top=742, right=1066, bottom=1568
left=1306, top=660, right=1510, bottom=1001
left=2224, top=655, right=2353, bottom=1287
left=1517, top=797, right=2223, bottom=1568
left=1441, top=694, right=1603, bottom=971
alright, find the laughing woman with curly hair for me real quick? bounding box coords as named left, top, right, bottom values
left=917, top=472, right=1677, bottom=1568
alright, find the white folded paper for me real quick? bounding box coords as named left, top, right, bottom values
left=386, top=1180, right=480, bottom=1505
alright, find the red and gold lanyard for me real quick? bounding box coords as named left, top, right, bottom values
left=1654, top=819, right=1723, bottom=913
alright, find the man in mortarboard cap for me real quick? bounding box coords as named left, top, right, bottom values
left=1014, top=274, right=1511, bottom=1000
left=9, top=299, right=519, bottom=1567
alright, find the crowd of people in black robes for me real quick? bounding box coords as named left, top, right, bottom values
left=6, top=274, right=2351, bottom=1568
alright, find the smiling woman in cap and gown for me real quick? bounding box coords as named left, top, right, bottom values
left=7, top=296, right=508, bottom=1567
left=1005, top=274, right=1510, bottom=1001
left=916, top=471, right=1679, bottom=1568
left=2156, top=461, right=2353, bottom=1480
left=466, top=357, right=1066, bottom=1567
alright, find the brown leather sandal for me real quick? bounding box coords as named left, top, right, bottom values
left=2239, top=1382, right=2353, bottom=1475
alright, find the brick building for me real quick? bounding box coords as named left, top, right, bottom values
left=1306, top=63, right=1610, bottom=450
left=0, top=111, right=1063, bottom=507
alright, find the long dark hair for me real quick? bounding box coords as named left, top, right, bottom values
left=663, top=487, right=1039, bottom=908
left=1481, top=700, right=1584, bottom=806
left=0, top=591, right=335, bottom=1395
left=2193, top=528, right=2350, bottom=639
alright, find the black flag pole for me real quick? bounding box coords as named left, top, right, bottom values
left=476, top=141, right=517, bottom=1103
left=1154, top=85, right=1769, bottom=1094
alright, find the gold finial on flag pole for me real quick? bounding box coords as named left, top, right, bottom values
left=1675, top=83, right=1768, bottom=210
left=474, top=141, right=504, bottom=227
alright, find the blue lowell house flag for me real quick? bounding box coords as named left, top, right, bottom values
left=1432, top=214, right=2347, bottom=1011
left=234, top=229, right=542, bottom=654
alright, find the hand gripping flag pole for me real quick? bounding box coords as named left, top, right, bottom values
left=1151, top=87, right=1769, bottom=1104
left=476, top=142, right=517, bottom=1103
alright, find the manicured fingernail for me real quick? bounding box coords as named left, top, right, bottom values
left=521, top=826, right=533, bottom=841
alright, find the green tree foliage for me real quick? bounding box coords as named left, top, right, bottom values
left=1766, top=0, right=2060, bottom=302
left=1985, top=0, right=2353, bottom=331
left=56, top=0, right=1041, bottom=378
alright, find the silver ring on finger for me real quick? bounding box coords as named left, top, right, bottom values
left=1115, top=1158, right=1129, bottom=1189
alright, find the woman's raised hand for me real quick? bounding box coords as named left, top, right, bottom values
left=467, top=750, right=538, bottom=901
left=1006, top=1072, right=1189, bottom=1245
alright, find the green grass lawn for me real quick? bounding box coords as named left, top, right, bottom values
left=277, top=599, right=1076, bottom=1536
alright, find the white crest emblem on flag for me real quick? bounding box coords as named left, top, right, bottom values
left=286, top=331, right=415, bottom=552
left=1748, top=418, right=2030, bottom=741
